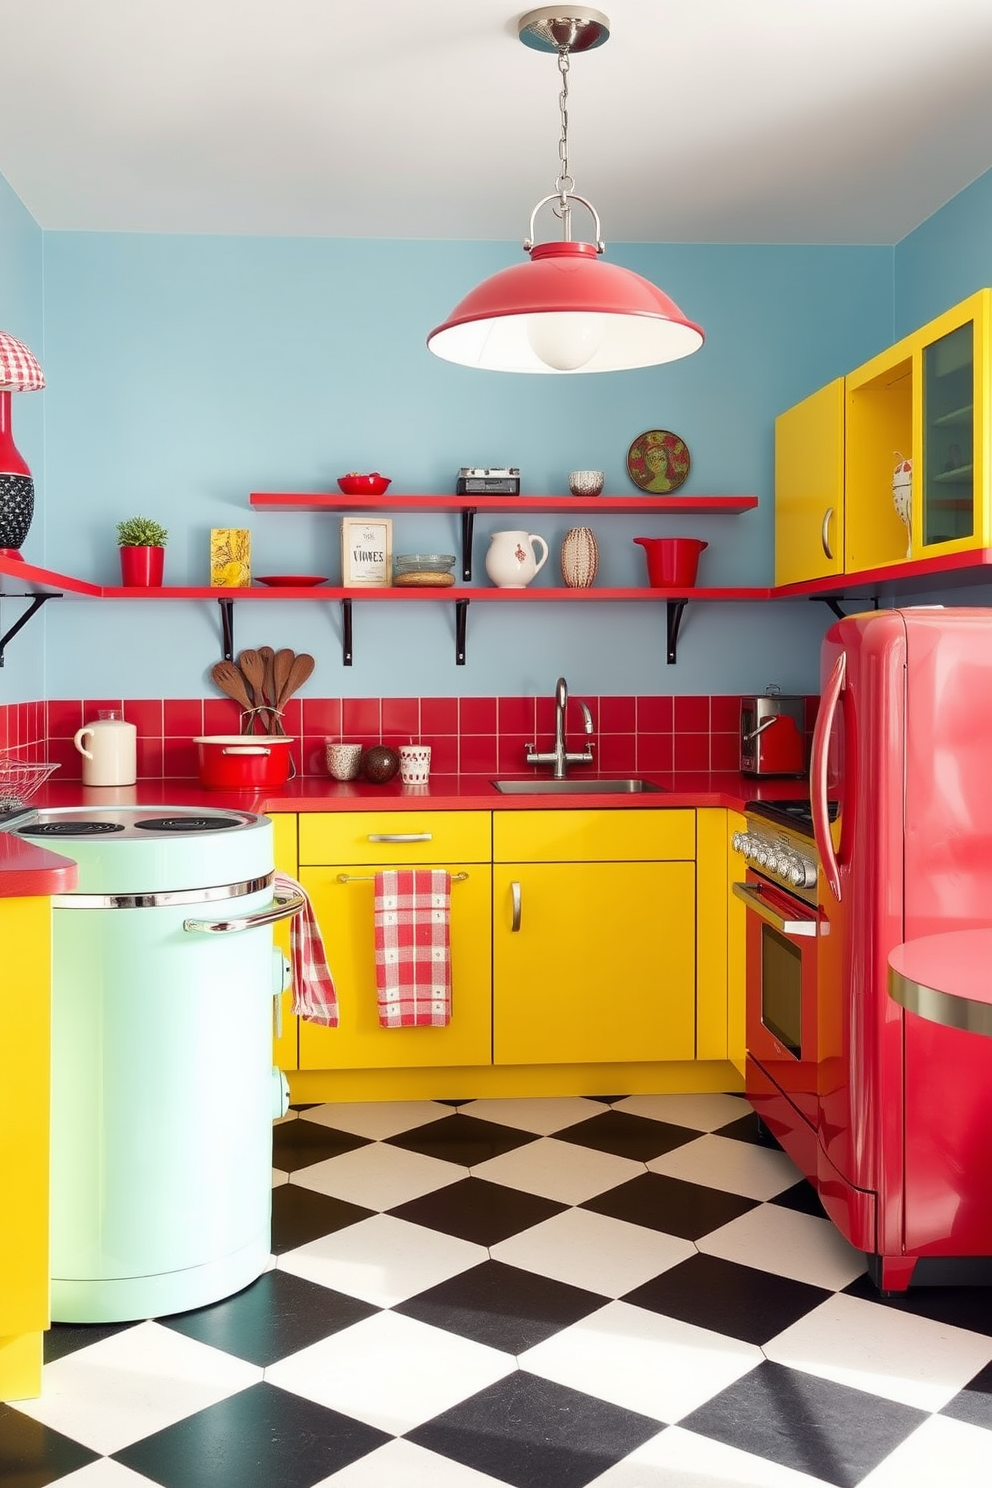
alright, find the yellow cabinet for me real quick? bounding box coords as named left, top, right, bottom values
left=774, top=378, right=845, bottom=586
left=492, top=810, right=696, bottom=1066
left=1, top=895, right=51, bottom=1401
left=270, top=812, right=300, bottom=1072
left=297, top=812, right=492, bottom=1071
left=846, top=288, right=992, bottom=570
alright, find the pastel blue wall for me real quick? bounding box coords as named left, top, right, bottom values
left=0, top=173, right=45, bottom=704
left=30, top=230, right=891, bottom=698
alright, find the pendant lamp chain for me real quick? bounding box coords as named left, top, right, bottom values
left=554, top=45, right=575, bottom=237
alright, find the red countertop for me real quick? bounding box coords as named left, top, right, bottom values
left=0, top=771, right=810, bottom=897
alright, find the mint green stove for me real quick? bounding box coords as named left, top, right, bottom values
left=14, top=805, right=303, bottom=1324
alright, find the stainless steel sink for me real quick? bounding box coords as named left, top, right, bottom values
left=492, top=778, right=666, bottom=794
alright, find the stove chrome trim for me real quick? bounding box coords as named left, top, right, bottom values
left=51, top=873, right=274, bottom=910
left=732, top=881, right=819, bottom=936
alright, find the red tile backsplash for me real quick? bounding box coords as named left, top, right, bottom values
left=1, top=693, right=819, bottom=783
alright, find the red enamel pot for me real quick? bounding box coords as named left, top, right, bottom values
left=194, top=735, right=295, bottom=789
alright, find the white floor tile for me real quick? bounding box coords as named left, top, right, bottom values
left=298, top=1100, right=453, bottom=1139
left=519, top=1299, right=762, bottom=1424
left=313, top=1436, right=510, bottom=1486
left=857, top=1413, right=992, bottom=1487
left=268, top=1309, right=513, bottom=1435
left=13, top=1321, right=260, bottom=1455
left=764, top=1291, right=992, bottom=1412
left=289, top=1139, right=465, bottom=1208
left=647, top=1133, right=802, bottom=1200
left=585, top=1424, right=838, bottom=1487
left=272, top=1167, right=289, bottom=1186
left=698, top=1199, right=866, bottom=1291
left=458, top=1096, right=605, bottom=1133
left=613, top=1093, right=752, bottom=1131
left=277, top=1212, right=486, bottom=1306
left=48, top=1463, right=165, bottom=1488
left=491, top=1206, right=695, bottom=1297
left=472, top=1136, right=643, bottom=1204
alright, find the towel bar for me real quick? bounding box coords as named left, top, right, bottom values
left=336, top=871, right=470, bottom=884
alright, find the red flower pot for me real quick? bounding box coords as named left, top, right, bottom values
left=120, top=545, right=165, bottom=587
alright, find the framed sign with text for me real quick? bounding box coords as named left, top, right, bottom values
left=341, top=517, right=393, bottom=587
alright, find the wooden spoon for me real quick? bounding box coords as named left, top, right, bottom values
left=210, top=660, right=255, bottom=730
left=276, top=652, right=315, bottom=713
left=238, top=649, right=267, bottom=733
left=270, top=648, right=296, bottom=734
left=258, top=646, right=277, bottom=732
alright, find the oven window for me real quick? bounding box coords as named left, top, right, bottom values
left=761, top=923, right=803, bottom=1056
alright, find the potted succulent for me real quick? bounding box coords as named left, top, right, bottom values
left=116, top=515, right=168, bottom=587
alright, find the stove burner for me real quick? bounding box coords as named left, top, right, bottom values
left=19, top=821, right=126, bottom=837
left=132, top=816, right=243, bottom=833
left=748, top=799, right=838, bottom=835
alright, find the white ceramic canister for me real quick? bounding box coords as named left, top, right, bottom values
left=74, top=709, right=138, bottom=786
left=485, top=530, right=549, bottom=589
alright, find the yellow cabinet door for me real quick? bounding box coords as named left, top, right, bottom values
left=493, top=859, right=695, bottom=1065
left=298, top=862, right=492, bottom=1070
left=270, top=813, right=299, bottom=1072
left=774, top=378, right=845, bottom=586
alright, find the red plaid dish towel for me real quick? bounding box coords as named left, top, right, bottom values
left=374, top=869, right=452, bottom=1028
left=274, top=871, right=339, bottom=1027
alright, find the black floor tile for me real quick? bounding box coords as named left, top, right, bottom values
left=161, top=1267, right=379, bottom=1366
left=553, top=1109, right=700, bottom=1161
left=389, top=1175, right=567, bottom=1244
left=113, top=1381, right=389, bottom=1488
left=581, top=1170, right=758, bottom=1240
left=719, top=1110, right=782, bottom=1145
left=623, top=1252, right=833, bottom=1346
left=406, top=1369, right=662, bottom=1488
left=0, top=1406, right=99, bottom=1486
left=842, top=1272, right=992, bottom=1335
left=680, top=1359, right=927, bottom=1488
left=396, top=1259, right=607, bottom=1354
left=271, top=1118, right=370, bottom=1172
left=942, top=1359, right=992, bottom=1430
left=271, top=1181, right=373, bottom=1253
left=385, top=1112, right=537, bottom=1165
left=769, top=1177, right=828, bottom=1217
left=44, top=1319, right=134, bottom=1364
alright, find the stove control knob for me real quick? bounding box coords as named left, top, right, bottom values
left=755, top=846, right=769, bottom=866
left=793, top=859, right=817, bottom=889
left=732, top=832, right=745, bottom=854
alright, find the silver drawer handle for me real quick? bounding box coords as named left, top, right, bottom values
left=337, top=871, right=469, bottom=883
left=184, top=888, right=306, bottom=935
left=732, top=882, right=818, bottom=937
left=367, top=833, right=432, bottom=843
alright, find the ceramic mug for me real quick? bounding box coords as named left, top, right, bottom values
left=326, top=740, right=363, bottom=781
left=399, top=744, right=431, bottom=785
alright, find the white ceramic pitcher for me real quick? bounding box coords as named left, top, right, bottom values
left=74, top=709, right=137, bottom=786
left=485, top=530, right=549, bottom=589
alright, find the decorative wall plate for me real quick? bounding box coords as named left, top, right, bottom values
left=626, top=429, right=691, bottom=493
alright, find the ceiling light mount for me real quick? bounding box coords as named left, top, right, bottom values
left=426, top=10, right=704, bottom=374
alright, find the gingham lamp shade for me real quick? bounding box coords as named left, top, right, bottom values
left=0, top=330, right=45, bottom=557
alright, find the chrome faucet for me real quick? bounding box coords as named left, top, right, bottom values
left=526, top=676, right=595, bottom=779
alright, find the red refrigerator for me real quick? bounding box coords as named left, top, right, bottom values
left=811, top=606, right=992, bottom=1292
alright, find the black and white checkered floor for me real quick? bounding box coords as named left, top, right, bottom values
left=6, top=1092, right=992, bottom=1488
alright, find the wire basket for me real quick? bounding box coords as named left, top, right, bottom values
left=0, top=755, right=61, bottom=812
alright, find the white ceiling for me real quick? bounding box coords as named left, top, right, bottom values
left=3, top=0, right=992, bottom=246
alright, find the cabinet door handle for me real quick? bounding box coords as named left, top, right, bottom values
left=821, top=507, right=834, bottom=560
left=510, top=880, right=522, bottom=932
left=367, top=833, right=432, bottom=843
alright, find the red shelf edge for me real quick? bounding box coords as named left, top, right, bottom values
left=248, top=491, right=760, bottom=514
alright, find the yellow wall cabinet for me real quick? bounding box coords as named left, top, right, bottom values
left=296, top=812, right=492, bottom=1071
left=492, top=810, right=696, bottom=1066
left=774, top=378, right=845, bottom=587
left=0, top=895, right=51, bottom=1401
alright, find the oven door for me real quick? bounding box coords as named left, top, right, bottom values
left=733, top=870, right=821, bottom=1126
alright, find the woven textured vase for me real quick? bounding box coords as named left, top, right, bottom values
left=560, top=526, right=599, bottom=588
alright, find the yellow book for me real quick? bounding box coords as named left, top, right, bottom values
left=210, top=528, right=251, bottom=587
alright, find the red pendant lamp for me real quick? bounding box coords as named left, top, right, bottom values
left=0, top=330, right=46, bottom=559
left=427, top=8, right=703, bottom=375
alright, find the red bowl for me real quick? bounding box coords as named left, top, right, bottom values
left=337, top=473, right=392, bottom=496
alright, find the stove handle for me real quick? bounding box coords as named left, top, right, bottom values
left=732, top=882, right=818, bottom=936
left=811, top=650, right=845, bottom=902
left=183, top=888, right=306, bottom=934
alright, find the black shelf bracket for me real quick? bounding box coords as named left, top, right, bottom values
left=217, top=598, right=235, bottom=661
left=812, top=594, right=879, bottom=622
left=341, top=598, right=353, bottom=666
left=0, top=593, right=57, bottom=668
left=460, top=508, right=477, bottom=582
left=666, top=598, right=689, bottom=664
left=455, top=598, right=469, bottom=665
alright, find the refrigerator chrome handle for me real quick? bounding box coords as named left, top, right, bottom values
left=183, top=888, right=306, bottom=934
left=821, top=507, right=834, bottom=560
left=732, top=882, right=818, bottom=936
left=811, top=651, right=845, bottom=901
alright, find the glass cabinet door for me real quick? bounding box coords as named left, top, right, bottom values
left=922, top=318, right=975, bottom=548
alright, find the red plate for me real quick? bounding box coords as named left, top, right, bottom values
left=256, top=575, right=328, bottom=587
